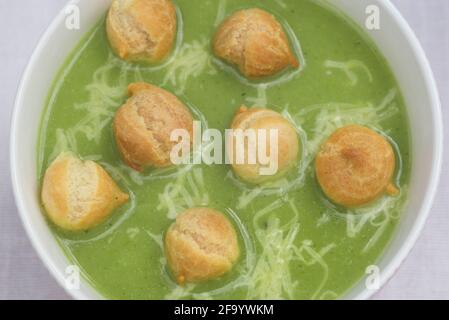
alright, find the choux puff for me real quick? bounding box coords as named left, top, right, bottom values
left=165, top=207, right=240, bottom=284
left=315, top=125, right=399, bottom=208
left=213, top=8, right=299, bottom=78
left=113, top=82, right=194, bottom=171
left=106, top=0, right=177, bottom=63
left=41, top=152, right=129, bottom=231
left=228, top=106, right=300, bottom=184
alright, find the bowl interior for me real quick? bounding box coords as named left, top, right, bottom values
left=11, top=0, right=442, bottom=300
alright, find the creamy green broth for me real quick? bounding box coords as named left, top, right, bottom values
left=38, top=0, right=411, bottom=299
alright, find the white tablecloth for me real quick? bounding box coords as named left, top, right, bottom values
left=0, top=0, right=448, bottom=300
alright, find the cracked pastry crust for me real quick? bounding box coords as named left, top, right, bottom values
left=106, top=0, right=177, bottom=63
left=165, top=207, right=240, bottom=284
left=41, top=152, right=129, bottom=231
left=113, top=82, right=193, bottom=171
left=213, top=8, right=299, bottom=78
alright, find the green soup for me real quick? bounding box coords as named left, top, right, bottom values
left=38, top=0, right=411, bottom=300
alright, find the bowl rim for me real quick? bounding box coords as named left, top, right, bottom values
left=10, top=1, right=92, bottom=300
left=353, top=0, right=443, bottom=299
left=10, top=0, right=443, bottom=300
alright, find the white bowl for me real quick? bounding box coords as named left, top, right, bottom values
left=10, top=0, right=443, bottom=300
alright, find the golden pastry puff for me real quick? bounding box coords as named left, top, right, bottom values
left=315, top=125, right=399, bottom=208
left=213, top=8, right=299, bottom=78
left=106, top=0, right=177, bottom=63
left=228, top=106, right=300, bottom=184
left=165, top=207, right=240, bottom=284
left=41, top=152, right=129, bottom=231
left=113, top=82, right=194, bottom=171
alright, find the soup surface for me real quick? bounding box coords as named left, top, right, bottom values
left=38, top=0, right=411, bottom=299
